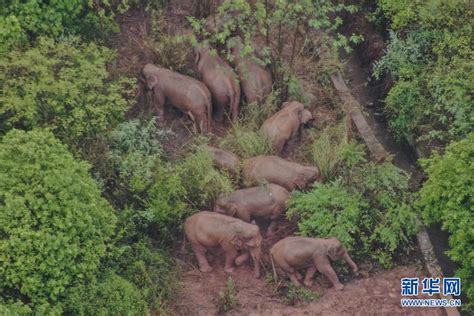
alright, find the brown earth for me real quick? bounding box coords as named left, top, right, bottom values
left=111, top=2, right=447, bottom=315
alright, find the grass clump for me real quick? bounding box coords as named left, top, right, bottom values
left=308, top=121, right=366, bottom=180
left=281, top=284, right=320, bottom=306
left=217, top=277, right=240, bottom=313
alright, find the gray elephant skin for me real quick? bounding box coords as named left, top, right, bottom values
left=214, top=183, right=290, bottom=235
left=141, top=63, right=212, bottom=133
left=229, top=37, right=272, bottom=104
left=184, top=211, right=262, bottom=278
left=270, top=237, right=358, bottom=290
left=261, top=101, right=313, bottom=153
left=194, top=46, right=241, bottom=121
left=243, top=155, right=319, bottom=191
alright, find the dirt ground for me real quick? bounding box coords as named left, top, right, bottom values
left=174, top=258, right=444, bottom=315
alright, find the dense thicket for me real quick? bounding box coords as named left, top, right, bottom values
left=417, top=134, right=474, bottom=307
left=373, top=0, right=473, bottom=146
left=0, top=129, right=116, bottom=311
left=0, top=37, right=132, bottom=153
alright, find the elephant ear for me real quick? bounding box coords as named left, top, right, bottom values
left=231, top=234, right=244, bottom=249
left=327, top=244, right=341, bottom=260
left=146, top=75, right=158, bottom=91
left=229, top=204, right=239, bottom=216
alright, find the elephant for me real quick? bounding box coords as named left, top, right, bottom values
left=228, top=37, right=272, bottom=104
left=184, top=211, right=262, bottom=278
left=242, top=155, right=320, bottom=191
left=270, top=237, right=358, bottom=290
left=141, top=63, right=212, bottom=133
left=214, top=183, right=290, bottom=235
left=205, top=146, right=241, bottom=175
left=261, top=101, right=313, bottom=153
left=194, top=46, right=241, bottom=121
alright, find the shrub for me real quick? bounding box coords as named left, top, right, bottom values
left=0, top=37, right=133, bottom=153
left=64, top=274, right=147, bottom=315
left=288, top=162, right=418, bottom=266
left=0, top=0, right=117, bottom=51
left=417, top=134, right=473, bottom=307
left=149, top=34, right=195, bottom=77
left=106, top=239, right=178, bottom=311
left=281, top=284, right=319, bottom=306
left=129, top=162, right=188, bottom=244
left=0, top=129, right=116, bottom=307
left=373, top=0, right=473, bottom=145
left=287, top=181, right=366, bottom=252
left=106, top=118, right=171, bottom=205
left=179, top=145, right=235, bottom=209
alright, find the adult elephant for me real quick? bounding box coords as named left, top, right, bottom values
left=242, top=155, right=320, bottom=191
left=194, top=46, right=241, bottom=121
left=228, top=37, right=272, bottom=104
left=141, top=63, right=212, bottom=133
left=270, top=237, right=358, bottom=289
left=261, top=101, right=313, bottom=153
left=184, top=211, right=263, bottom=278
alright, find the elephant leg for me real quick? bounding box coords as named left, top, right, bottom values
left=214, top=103, right=225, bottom=122
left=295, top=271, right=303, bottom=281
left=314, top=256, right=343, bottom=290
left=151, top=87, right=166, bottom=125
left=223, top=246, right=238, bottom=274
left=235, top=252, right=250, bottom=266
left=288, top=272, right=302, bottom=287
left=267, top=215, right=279, bottom=237
left=303, top=265, right=317, bottom=287
left=191, top=242, right=212, bottom=273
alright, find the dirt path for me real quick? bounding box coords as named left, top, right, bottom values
left=175, top=261, right=444, bottom=315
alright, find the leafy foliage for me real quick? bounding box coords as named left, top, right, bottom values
left=0, top=37, right=133, bottom=152
left=417, top=134, right=474, bottom=307
left=64, top=273, right=147, bottom=315
left=0, top=129, right=116, bottom=308
left=281, top=284, right=320, bottom=306
left=0, top=0, right=117, bottom=51
left=288, top=162, right=418, bottom=266
left=373, top=0, right=473, bottom=145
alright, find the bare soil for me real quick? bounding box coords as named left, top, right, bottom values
left=112, top=2, right=446, bottom=315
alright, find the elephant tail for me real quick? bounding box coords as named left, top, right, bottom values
left=270, top=253, right=278, bottom=283
left=230, top=84, right=241, bottom=121
left=206, top=96, right=212, bottom=133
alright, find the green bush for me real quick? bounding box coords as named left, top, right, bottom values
left=417, top=134, right=473, bottom=307
left=1, top=0, right=116, bottom=51
left=288, top=162, right=418, bottom=266
left=64, top=274, right=147, bottom=315
left=106, top=239, right=178, bottom=311
left=0, top=129, right=116, bottom=307
left=373, top=0, right=473, bottom=145
left=0, top=37, right=133, bottom=152
left=106, top=118, right=171, bottom=205
left=287, top=181, right=366, bottom=252
left=220, top=122, right=273, bottom=159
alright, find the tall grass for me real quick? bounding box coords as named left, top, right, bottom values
left=308, top=119, right=366, bottom=180
left=220, top=92, right=279, bottom=158
left=178, top=144, right=234, bottom=208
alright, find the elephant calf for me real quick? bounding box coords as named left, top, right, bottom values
left=141, top=64, right=212, bottom=133
left=194, top=46, right=241, bottom=121
left=206, top=146, right=241, bottom=175
left=184, top=211, right=262, bottom=278
left=243, top=155, right=320, bottom=191
left=214, top=184, right=290, bottom=235
left=270, top=237, right=358, bottom=290
left=261, top=101, right=313, bottom=153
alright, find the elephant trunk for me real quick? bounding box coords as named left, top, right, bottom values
left=250, top=247, right=262, bottom=278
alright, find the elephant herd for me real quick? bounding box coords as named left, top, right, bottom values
left=140, top=35, right=358, bottom=289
